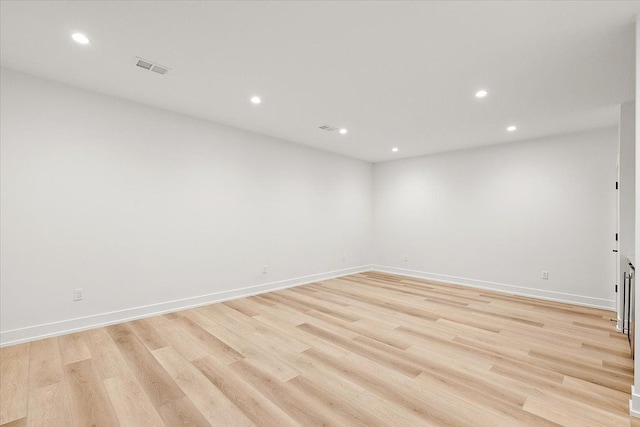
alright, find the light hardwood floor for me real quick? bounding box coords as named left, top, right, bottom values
left=1, top=272, right=638, bottom=426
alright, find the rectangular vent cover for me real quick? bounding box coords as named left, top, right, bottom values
left=150, top=65, right=168, bottom=75
left=135, top=57, right=170, bottom=75
left=136, top=59, right=152, bottom=70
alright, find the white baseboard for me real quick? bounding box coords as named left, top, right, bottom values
left=372, top=265, right=615, bottom=310
left=1, top=264, right=617, bottom=346
left=0, top=265, right=372, bottom=347
left=630, top=386, right=640, bottom=418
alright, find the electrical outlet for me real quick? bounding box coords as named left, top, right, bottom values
left=262, top=265, right=268, bottom=274
left=403, top=255, right=408, bottom=262
left=542, top=271, right=549, bottom=280
left=74, top=288, right=83, bottom=301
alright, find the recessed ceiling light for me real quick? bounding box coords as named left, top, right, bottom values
left=339, top=128, right=348, bottom=135
left=71, top=33, right=90, bottom=45
left=507, top=125, right=517, bottom=132
left=475, top=89, right=488, bottom=98
left=250, top=96, right=262, bottom=104
left=392, top=147, right=399, bottom=152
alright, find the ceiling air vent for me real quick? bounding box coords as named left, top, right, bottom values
left=319, top=125, right=337, bottom=131
left=135, top=57, right=170, bottom=75
left=150, top=65, right=168, bottom=75
left=136, top=59, right=153, bottom=70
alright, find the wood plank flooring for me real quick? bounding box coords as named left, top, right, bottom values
left=1, top=272, right=638, bottom=426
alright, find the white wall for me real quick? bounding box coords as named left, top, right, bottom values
left=0, top=67, right=621, bottom=346
left=631, top=14, right=640, bottom=419
left=619, top=101, right=636, bottom=328
left=373, top=129, right=618, bottom=308
left=0, top=69, right=373, bottom=345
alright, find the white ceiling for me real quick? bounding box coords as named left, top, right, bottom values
left=1, top=1, right=639, bottom=162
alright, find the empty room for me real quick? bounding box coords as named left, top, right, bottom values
left=2, top=1, right=640, bottom=426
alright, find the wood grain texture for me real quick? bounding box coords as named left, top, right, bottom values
left=0, top=272, right=637, bottom=426
left=27, top=338, right=72, bottom=427
left=64, top=359, right=118, bottom=426
left=103, top=374, right=164, bottom=427
left=58, top=332, right=91, bottom=365
left=106, top=323, right=185, bottom=408
left=27, top=382, right=72, bottom=427
left=0, top=343, right=29, bottom=425
left=152, top=346, right=254, bottom=426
